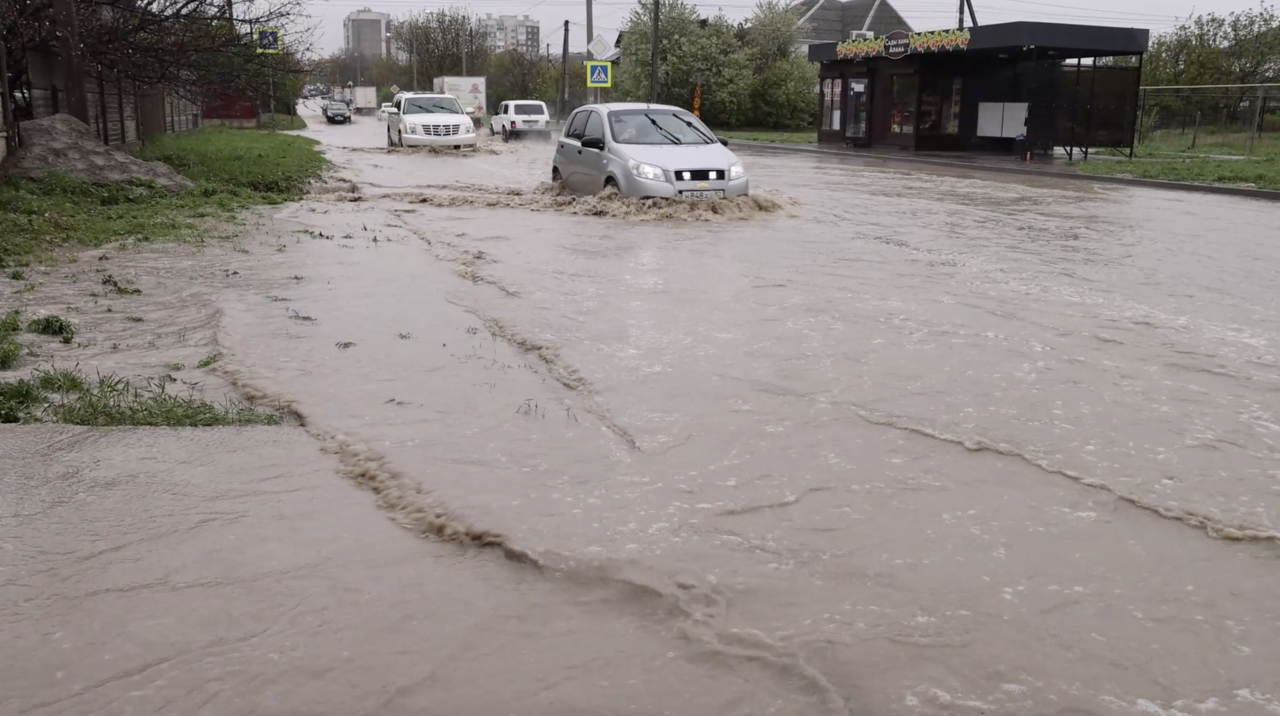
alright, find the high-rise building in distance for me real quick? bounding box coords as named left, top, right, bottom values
left=344, top=8, right=392, bottom=59
left=481, top=15, right=541, bottom=56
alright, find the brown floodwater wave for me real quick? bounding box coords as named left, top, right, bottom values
left=357, top=181, right=798, bottom=221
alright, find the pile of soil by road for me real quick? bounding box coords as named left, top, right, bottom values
left=1, top=114, right=192, bottom=192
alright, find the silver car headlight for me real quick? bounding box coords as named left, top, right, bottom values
left=729, top=161, right=746, bottom=180
left=461, top=123, right=474, bottom=135
left=628, top=160, right=665, bottom=182
left=407, top=122, right=419, bottom=132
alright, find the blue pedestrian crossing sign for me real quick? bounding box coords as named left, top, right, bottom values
left=256, top=28, right=281, bottom=54
left=586, top=61, right=612, bottom=88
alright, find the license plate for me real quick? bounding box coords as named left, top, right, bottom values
left=681, top=190, right=724, bottom=201
left=523, top=121, right=539, bottom=127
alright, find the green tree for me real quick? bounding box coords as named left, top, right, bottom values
left=1139, top=4, right=1279, bottom=134
left=486, top=50, right=558, bottom=109
left=613, top=0, right=815, bottom=130
left=741, top=0, right=816, bottom=129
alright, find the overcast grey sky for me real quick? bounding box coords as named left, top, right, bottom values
left=302, top=0, right=1265, bottom=56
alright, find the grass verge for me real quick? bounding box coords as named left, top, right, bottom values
left=715, top=130, right=816, bottom=145
left=0, top=366, right=281, bottom=426
left=1078, top=156, right=1280, bottom=191
left=261, top=113, right=308, bottom=131
left=0, top=127, right=327, bottom=266
left=1, top=309, right=24, bottom=370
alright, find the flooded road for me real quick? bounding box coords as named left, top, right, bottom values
left=4, top=102, right=1280, bottom=715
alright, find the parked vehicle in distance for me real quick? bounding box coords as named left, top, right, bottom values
left=377, top=102, right=394, bottom=121
left=353, top=86, right=378, bottom=114
left=385, top=92, right=477, bottom=149
left=490, top=100, right=551, bottom=141
left=552, top=103, right=747, bottom=200
left=323, top=101, right=351, bottom=124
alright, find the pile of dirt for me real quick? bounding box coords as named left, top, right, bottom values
left=1, top=114, right=193, bottom=192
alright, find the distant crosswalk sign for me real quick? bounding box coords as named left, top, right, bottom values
left=586, top=61, right=611, bottom=88
left=256, top=28, right=281, bottom=54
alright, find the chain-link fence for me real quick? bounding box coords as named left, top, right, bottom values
left=1137, top=84, right=1279, bottom=156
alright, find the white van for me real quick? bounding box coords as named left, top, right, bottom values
left=489, top=100, right=551, bottom=141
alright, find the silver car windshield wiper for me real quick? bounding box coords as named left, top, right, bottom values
left=679, top=117, right=715, bottom=144
left=644, top=114, right=682, bottom=144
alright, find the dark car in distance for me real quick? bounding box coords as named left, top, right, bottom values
left=323, top=101, right=350, bottom=124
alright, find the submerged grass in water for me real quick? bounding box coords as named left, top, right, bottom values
left=0, top=367, right=280, bottom=426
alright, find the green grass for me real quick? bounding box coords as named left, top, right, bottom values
left=1136, top=129, right=1280, bottom=159
left=0, top=127, right=327, bottom=266
left=0, top=334, right=20, bottom=370
left=133, top=126, right=327, bottom=195
left=1079, top=155, right=1280, bottom=190
left=261, top=113, right=308, bottom=131
left=0, top=309, right=21, bottom=333
left=0, top=367, right=280, bottom=426
left=26, top=314, right=75, bottom=338
left=714, top=129, right=816, bottom=145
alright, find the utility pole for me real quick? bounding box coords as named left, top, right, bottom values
left=412, top=36, right=418, bottom=90
left=586, top=0, right=595, bottom=103
left=559, top=20, right=569, bottom=120
left=51, top=0, right=90, bottom=123
left=649, top=0, right=660, bottom=104
left=463, top=24, right=473, bottom=75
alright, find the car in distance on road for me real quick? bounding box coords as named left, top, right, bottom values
left=552, top=103, right=747, bottom=200
left=386, top=92, right=478, bottom=150
left=377, top=102, right=393, bottom=122
left=323, top=101, right=350, bottom=124
left=490, top=100, right=551, bottom=142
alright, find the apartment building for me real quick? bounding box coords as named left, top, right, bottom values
left=344, top=8, right=392, bottom=59
left=481, top=14, right=541, bottom=55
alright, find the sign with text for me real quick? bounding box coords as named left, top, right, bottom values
left=835, top=27, right=970, bottom=61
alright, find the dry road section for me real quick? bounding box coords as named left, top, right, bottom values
left=3, top=103, right=1280, bottom=716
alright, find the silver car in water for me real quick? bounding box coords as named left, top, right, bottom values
left=552, top=103, right=748, bottom=200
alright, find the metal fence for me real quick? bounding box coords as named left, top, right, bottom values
left=1137, top=83, right=1279, bottom=155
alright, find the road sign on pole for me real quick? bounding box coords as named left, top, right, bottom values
left=586, top=61, right=611, bottom=88
left=389, top=84, right=400, bottom=94
left=588, top=34, right=610, bottom=59
left=256, top=28, right=281, bottom=53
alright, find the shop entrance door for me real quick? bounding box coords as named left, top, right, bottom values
left=844, top=78, right=870, bottom=146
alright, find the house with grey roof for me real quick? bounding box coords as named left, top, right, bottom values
left=792, top=0, right=914, bottom=55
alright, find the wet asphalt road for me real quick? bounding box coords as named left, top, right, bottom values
left=3, top=101, right=1279, bottom=716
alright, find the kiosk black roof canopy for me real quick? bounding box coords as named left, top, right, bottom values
left=808, top=21, right=1150, bottom=63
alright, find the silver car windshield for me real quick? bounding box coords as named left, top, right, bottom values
left=607, top=110, right=715, bottom=145
left=403, top=97, right=463, bottom=115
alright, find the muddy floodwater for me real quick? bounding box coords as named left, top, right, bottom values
left=4, top=102, right=1280, bottom=716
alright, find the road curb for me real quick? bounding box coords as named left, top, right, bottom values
left=733, top=141, right=1280, bottom=202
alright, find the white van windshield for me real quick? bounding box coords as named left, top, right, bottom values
left=402, top=96, right=463, bottom=115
